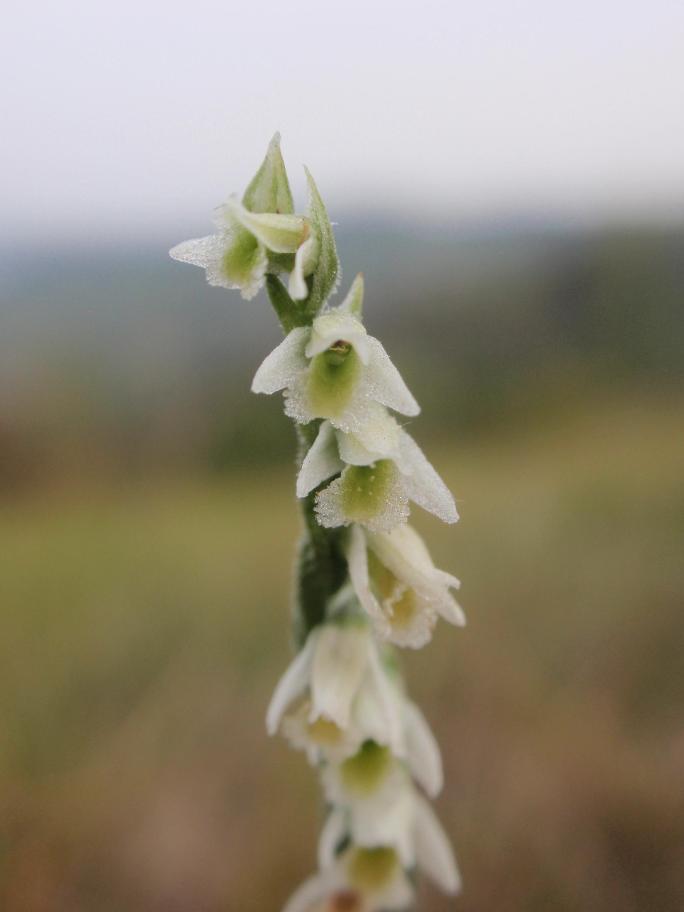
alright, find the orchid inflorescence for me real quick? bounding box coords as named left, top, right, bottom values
left=171, top=134, right=465, bottom=911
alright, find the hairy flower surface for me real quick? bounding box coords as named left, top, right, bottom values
left=170, top=196, right=309, bottom=300
left=295, top=416, right=458, bottom=531
left=252, top=275, right=419, bottom=432
left=266, top=619, right=404, bottom=762
left=170, top=134, right=316, bottom=301
left=346, top=523, right=464, bottom=647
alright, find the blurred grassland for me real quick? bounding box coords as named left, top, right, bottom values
left=1, top=393, right=683, bottom=912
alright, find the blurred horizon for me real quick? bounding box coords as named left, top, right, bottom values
left=2, top=1, right=684, bottom=909
left=3, top=0, right=684, bottom=245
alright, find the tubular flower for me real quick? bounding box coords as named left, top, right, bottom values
left=170, top=196, right=310, bottom=301
left=346, top=523, right=465, bottom=647
left=320, top=785, right=460, bottom=894
left=283, top=797, right=460, bottom=912
left=266, top=618, right=405, bottom=762
left=295, top=415, right=458, bottom=531
left=251, top=275, right=419, bottom=433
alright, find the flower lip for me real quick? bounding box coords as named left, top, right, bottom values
left=306, top=312, right=371, bottom=364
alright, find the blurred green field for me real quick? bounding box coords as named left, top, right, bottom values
left=1, top=394, right=683, bottom=911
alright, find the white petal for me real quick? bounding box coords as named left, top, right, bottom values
left=366, top=524, right=433, bottom=577
left=397, top=430, right=458, bottom=524
left=251, top=327, right=310, bottom=394
left=346, top=525, right=384, bottom=624
left=318, top=808, right=347, bottom=869
left=351, top=783, right=415, bottom=866
left=366, top=527, right=465, bottom=628
left=413, top=796, right=461, bottom=895
left=306, top=312, right=371, bottom=364
left=281, top=873, right=334, bottom=912
left=430, top=569, right=466, bottom=627
left=351, top=670, right=398, bottom=747
left=362, top=338, right=420, bottom=417
left=170, top=230, right=269, bottom=299
left=223, top=197, right=307, bottom=253
left=297, top=422, right=344, bottom=498
left=283, top=373, right=318, bottom=426
left=169, top=234, right=222, bottom=269
left=310, top=624, right=370, bottom=729
left=315, top=465, right=410, bottom=533
left=266, top=633, right=316, bottom=735
left=335, top=408, right=401, bottom=466
left=365, top=643, right=405, bottom=757
left=382, top=596, right=437, bottom=650
left=288, top=235, right=319, bottom=301
left=169, top=233, right=241, bottom=290
left=281, top=701, right=364, bottom=764
left=404, top=701, right=443, bottom=798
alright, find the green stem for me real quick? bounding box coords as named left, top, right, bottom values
left=266, top=279, right=348, bottom=645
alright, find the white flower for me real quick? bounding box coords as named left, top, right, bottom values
left=321, top=698, right=444, bottom=807
left=170, top=196, right=310, bottom=301
left=296, top=414, right=458, bottom=532
left=266, top=619, right=404, bottom=763
left=282, top=795, right=461, bottom=912
left=320, top=785, right=461, bottom=896
left=251, top=275, right=419, bottom=432
left=282, top=845, right=414, bottom=912
left=346, top=523, right=464, bottom=648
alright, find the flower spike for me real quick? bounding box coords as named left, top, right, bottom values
left=171, top=135, right=465, bottom=910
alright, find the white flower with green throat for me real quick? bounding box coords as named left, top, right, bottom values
left=266, top=615, right=405, bottom=764
left=282, top=790, right=460, bottom=912
left=251, top=274, right=419, bottom=433
left=295, top=409, right=458, bottom=532
left=346, top=523, right=464, bottom=648
left=170, top=133, right=319, bottom=301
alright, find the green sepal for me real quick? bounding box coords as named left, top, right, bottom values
left=265, top=275, right=309, bottom=333
left=242, top=132, right=295, bottom=215
left=343, top=273, right=364, bottom=319
left=302, top=166, right=340, bottom=319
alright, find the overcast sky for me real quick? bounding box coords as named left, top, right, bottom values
left=2, top=0, right=683, bottom=243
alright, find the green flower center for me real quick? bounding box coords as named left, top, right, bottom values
left=347, top=846, right=399, bottom=892
left=307, top=343, right=360, bottom=418
left=367, top=550, right=400, bottom=601
left=389, top=588, right=419, bottom=629
left=222, top=226, right=261, bottom=285
left=340, top=460, right=397, bottom=523
left=306, top=715, right=344, bottom=746
left=340, top=740, right=393, bottom=795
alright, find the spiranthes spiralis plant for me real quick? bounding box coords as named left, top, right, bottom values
left=171, top=134, right=464, bottom=912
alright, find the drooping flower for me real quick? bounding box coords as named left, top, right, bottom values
left=320, top=777, right=460, bottom=890
left=251, top=275, right=419, bottom=433
left=266, top=618, right=404, bottom=763
left=282, top=796, right=461, bottom=912
left=170, top=133, right=315, bottom=301
left=346, top=523, right=464, bottom=648
left=321, top=698, right=444, bottom=808
left=295, top=414, right=458, bottom=532
left=282, top=844, right=413, bottom=912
